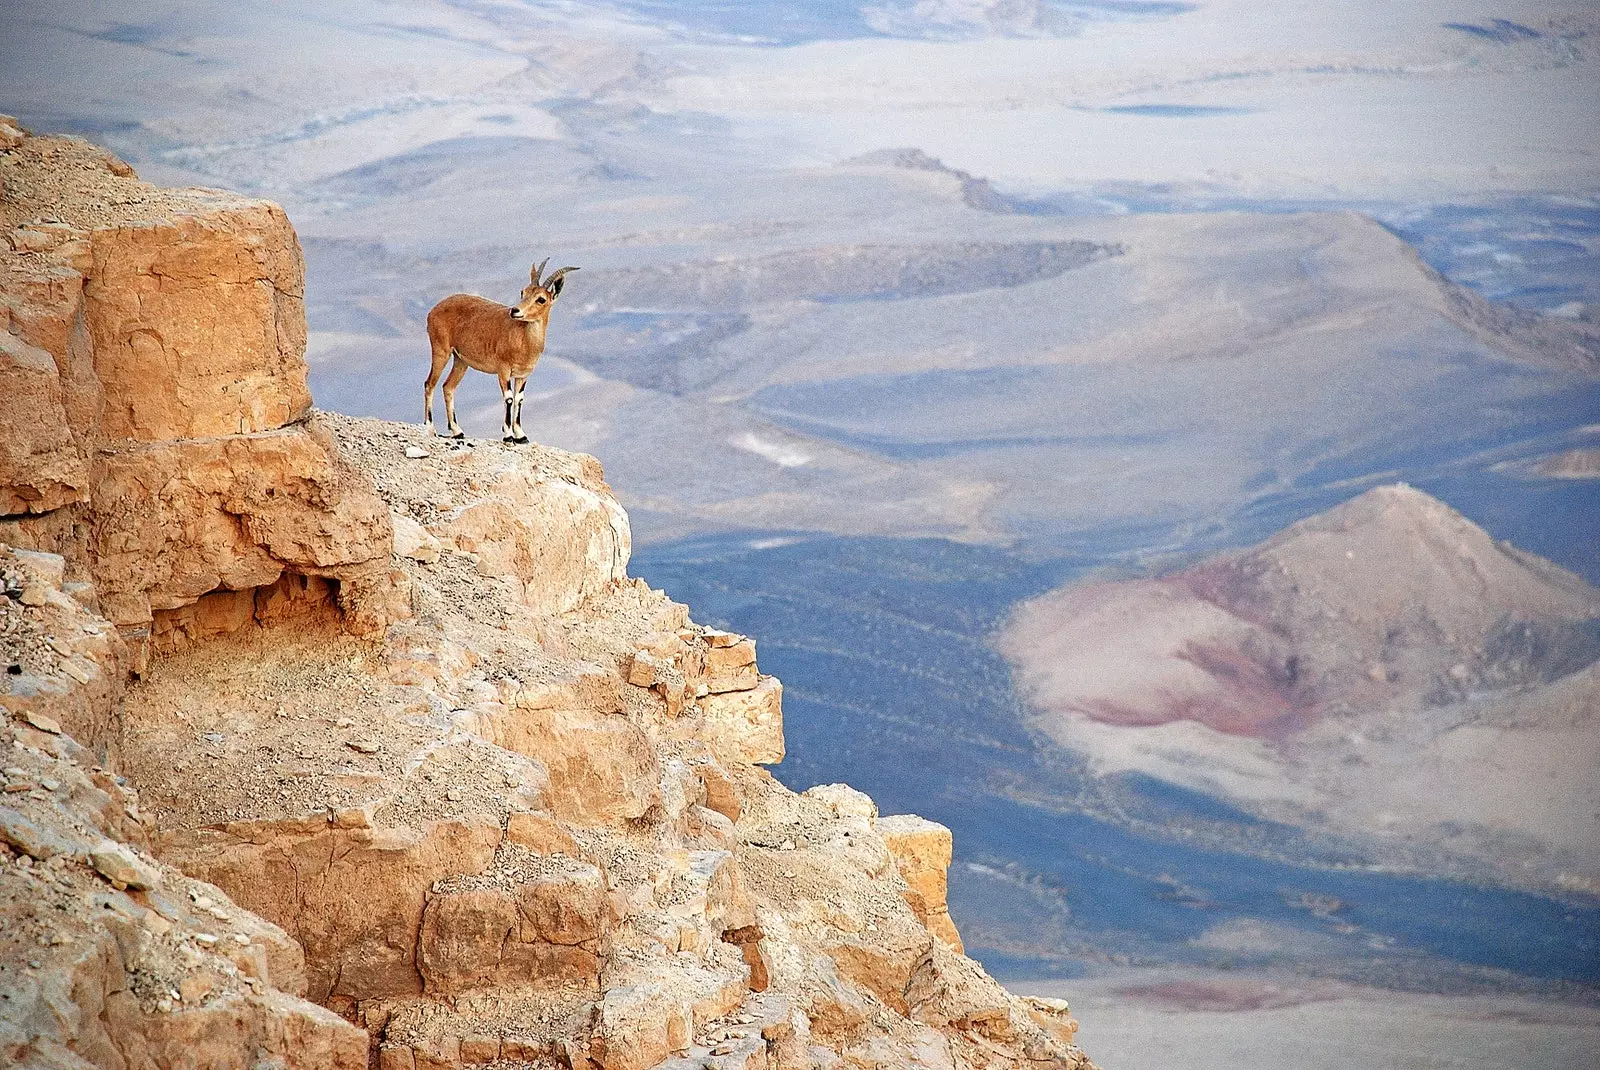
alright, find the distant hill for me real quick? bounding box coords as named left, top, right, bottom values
left=1000, top=484, right=1600, bottom=892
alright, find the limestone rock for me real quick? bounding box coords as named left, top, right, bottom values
left=0, top=329, right=86, bottom=515
left=0, top=696, right=362, bottom=1068
left=89, top=422, right=394, bottom=629
left=876, top=814, right=963, bottom=953
left=88, top=839, right=162, bottom=890
left=442, top=468, right=630, bottom=616
left=701, top=676, right=784, bottom=766
left=594, top=983, right=693, bottom=1070
left=505, top=810, right=582, bottom=856
left=1021, top=995, right=1081, bottom=1049
left=705, top=636, right=758, bottom=694
left=0, top=545, right=124, bottom=753
left=392, top=511, right=441, bottom=564
left=163, top=815, right=505, bottom=1005
left=83, top=202, right=309, bottom=442
left=804, top=784, right=878, bottom=823
left=417, top=860, right=609, bottom=994
left=473, top=696, right=660, bottom=823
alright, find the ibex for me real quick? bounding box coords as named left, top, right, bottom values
left=423, top=258, right=578, bottom=443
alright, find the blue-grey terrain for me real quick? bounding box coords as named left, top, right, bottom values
left=4, top=0, right=1598, bottom=1064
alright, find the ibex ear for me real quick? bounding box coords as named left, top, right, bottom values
left=530, top=258, right=549, bottom=286
left=545, top=266, right=579, bottom=299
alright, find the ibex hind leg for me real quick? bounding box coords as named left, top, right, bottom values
left=423, top=340, right=452, bottom=434
left=440, top=355, right=469, bottom=439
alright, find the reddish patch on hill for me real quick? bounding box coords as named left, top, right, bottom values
left=1171, top=560, right=1277, bottom=629
left=1081, top=638, right=1308, bottom=739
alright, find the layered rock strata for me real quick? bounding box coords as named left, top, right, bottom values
left=0, top=122, right=1093, bottom=1067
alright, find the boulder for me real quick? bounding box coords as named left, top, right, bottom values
left=88, top=423, right=394, bottom=629
left=0, top=329, right=85, bottom=515
left=701, top=676, right=784, bottom=766
left=83, top=202, right=309, bottom=442
left=876, top=814, right=963, bottom=953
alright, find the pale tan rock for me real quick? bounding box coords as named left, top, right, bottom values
left=700, top=676, right=784, bottom=766
left=473, top=699, right=659, bottom=823
left=505, top=811, right=582, bottom=856
left=876, top=814, right=963, bottom=953
left=705, top=637, right=758, bottom=694
left=0, top=714, right=361, bottom=1068
left=392, top=512, right=441, bottom=564
left=0, top=545, right=124, bottom=753
left=416, top=871, right=607, bottom=995
left=0, top=329, right=86, bottom=515
left=88, top=422, right=394, bottom=628
left=162, top=817, right=504, bottom=1003
left=1021, top=995, right=1081, bottom=1049
left=441, top=465, right=630, bottom=617
left=701, top=628, right=742, bottom=648
left=804, top=784, right=878, bottom=823
left=627, top=648, right=665, bottom=686
left=905, top=943, right=1013, bottom=1035
left=88, top=839, right=162, bottom=890
left=22, top=709, right=62, bottom=734
left=594, top=984, right=692, bottom=1070
left=694, top=758, right=743, bottom=822
left=84, top=202, right=309, bottom=442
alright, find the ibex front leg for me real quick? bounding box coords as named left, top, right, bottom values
left=510, top=376, right=529, bottom=444
left=423, top=339, right=451, bottom=434
left=499, top=371, right=517, bottom=444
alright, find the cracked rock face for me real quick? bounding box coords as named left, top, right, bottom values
left=0, top=120, right=1097, bottom=1070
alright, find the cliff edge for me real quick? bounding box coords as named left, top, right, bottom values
left=0, top=118, right=1092, bottom=1069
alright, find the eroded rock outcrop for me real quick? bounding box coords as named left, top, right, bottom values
left=0, top=547, right=366, bottom=1069
left=0, top=119, right=398, bottom=661
left=0, top=121, right=1096, bottom=1070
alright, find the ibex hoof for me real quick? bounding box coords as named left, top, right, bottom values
left=503, top=435, right=529, bottom=445
left=446, top=431, right=466, bottom=440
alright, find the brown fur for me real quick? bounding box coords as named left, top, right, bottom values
left=423, top=261, right=576, bottom=442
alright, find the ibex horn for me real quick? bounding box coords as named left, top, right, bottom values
left=530, top=257, right=550, bottom=286
left=543, top=266, right=580, bottom=290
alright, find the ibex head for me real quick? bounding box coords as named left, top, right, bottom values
left=511, top=258, right=579, bottom=321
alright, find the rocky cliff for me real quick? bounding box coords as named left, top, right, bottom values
left=0, top=119, right=1092, bottom=1069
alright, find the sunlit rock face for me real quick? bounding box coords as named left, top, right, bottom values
left=0, top=127, right=396, bottom=641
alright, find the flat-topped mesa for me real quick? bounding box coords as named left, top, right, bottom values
left=0, top=118, right=398, bottom=680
